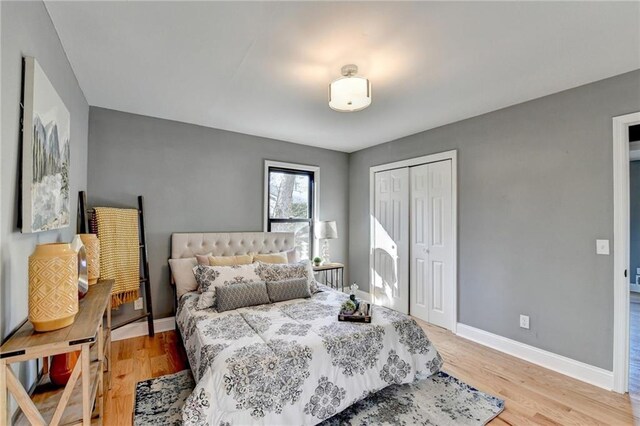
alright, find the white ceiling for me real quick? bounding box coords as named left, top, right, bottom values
left=45, top=1, right=640, bottom=153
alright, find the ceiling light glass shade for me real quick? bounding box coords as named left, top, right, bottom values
left=328, top=65, right=371, bottom=112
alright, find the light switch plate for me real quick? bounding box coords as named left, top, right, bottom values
left=596, top=239, right=610, bottom=255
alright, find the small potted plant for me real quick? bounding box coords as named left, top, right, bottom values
left=313, top=256, right=322, bottom=267
left=340, top=299, right=357, bottom=315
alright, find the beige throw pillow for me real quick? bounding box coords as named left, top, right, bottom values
left=168, top=257, right=198, bottom=298
left=209, top=254, right=253, bottom=266
left=195, top=253, right=212, bottom=265
left=195, top=253, right=253, bottom=266
left=253, top=252, right=289, bottom=264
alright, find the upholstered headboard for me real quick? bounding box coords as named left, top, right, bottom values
left=170, top=232, right=295, bottom=259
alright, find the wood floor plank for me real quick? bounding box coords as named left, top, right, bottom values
left=104, top=323, right=640, bottom=425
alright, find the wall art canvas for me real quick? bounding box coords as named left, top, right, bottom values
left=22, top=57, right=71, bottom=233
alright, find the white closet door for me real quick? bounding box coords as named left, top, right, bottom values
left=410, top=160, right=454, bottom=329
left=373, top=168, right=409, bottom=314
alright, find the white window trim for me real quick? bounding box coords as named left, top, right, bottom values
left=263, top=160, right=320, bottom=257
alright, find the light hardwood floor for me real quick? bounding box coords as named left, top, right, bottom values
left=106, top=323, right=640, bottom=425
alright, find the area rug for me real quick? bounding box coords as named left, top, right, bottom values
left=134, top=370, right=504, bottom=425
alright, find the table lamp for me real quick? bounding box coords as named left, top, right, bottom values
left=315, top=220, right=338, bottom=264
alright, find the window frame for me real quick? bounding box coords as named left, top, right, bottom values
left=264, top=160, right=320, bottom=258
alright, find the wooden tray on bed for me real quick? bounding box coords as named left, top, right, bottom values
left=338, top=312, right=372, bottom=323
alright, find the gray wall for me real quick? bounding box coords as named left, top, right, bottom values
left=631, top=161, right=640, bottom=284
left=349, top=70, right=640, bottom=371
left=87, top=107, right=349, bottom=323
left=1, top=0, right=89, bottom=418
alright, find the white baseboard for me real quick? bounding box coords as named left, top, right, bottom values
left=112, top=316, right=176, bottom=341
left=456, top=323, right=614, bottom=390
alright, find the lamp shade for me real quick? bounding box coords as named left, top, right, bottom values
left=316, top=220, right=338, bottom=239
left=328, top=64, right=371, bottom=112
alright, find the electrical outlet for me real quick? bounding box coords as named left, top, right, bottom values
left=519, top=314, right=530, bottom=330
left=636, top=268, right=640, bottom=275
left=134, top=297, right=144, bottom=310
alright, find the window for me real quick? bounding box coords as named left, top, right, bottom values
left=264, top=161, right=319, bottom=258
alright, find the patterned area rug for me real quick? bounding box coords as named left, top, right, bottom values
left=134, top=370, right=504, bottom=425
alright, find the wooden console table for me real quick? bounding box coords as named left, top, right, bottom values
left=0, top=280, right=113, bottom=426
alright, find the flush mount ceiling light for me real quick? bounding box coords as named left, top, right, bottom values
left=328, top=64, right=371, bottom=112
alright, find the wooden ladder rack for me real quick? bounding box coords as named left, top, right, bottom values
left=78, top=191, right=155, bottom=336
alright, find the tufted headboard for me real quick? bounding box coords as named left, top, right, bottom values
left=170, top=232, right=295, bottom=259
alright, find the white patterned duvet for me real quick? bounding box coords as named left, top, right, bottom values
left=176, top=284, right=443, bottom=425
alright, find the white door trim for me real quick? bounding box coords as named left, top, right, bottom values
left=613, top=112, right=640, bottom=393
left=369, top=150, right=458, bottom=333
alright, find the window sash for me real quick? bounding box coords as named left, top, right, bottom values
left=267, top=166, right=315, bottom=257
left=268, top=167, right=314, bottom=220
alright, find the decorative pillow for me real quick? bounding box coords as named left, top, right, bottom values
left=168, top=257, right=198, bottom=299
left=266, top=278, right=311, bottom=303
left=253, top=252, right=288, bottom=264
left=255, top=259, right=319, bottom=294
left=209, top=254, right=253, bottom=266
left=193, top=263, right=261, bottom=310
left=195, top=253, right=212, bottom=265
left=216, top=281, right=270, bottom=312
left=286, top=248, right=300, bottom=264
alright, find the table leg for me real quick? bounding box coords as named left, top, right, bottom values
left=81, top=344, right=91, bottom=425
left=107, top=296, right=112, bottom=390
left=98, top=323, right=104, bottom=422
left=0, top=361, right=7, bottom=426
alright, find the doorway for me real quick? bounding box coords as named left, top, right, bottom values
left=613, top=112, right=640, bottom=394
left=369, top=150, right=458, bottom=332
left=629, top=131, right=640, bottom=394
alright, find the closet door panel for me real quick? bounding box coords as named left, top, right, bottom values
left=426, top=160, right=454, bottom=329
left=373, top=168, right=409, bottom=314
left=410, top=164, right=430, bottom=321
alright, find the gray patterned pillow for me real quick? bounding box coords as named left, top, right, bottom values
left=193, top=264, right=261, bottom=310
left=215, top=281, right=270, bottom=312
left=266, top=278, right=311, bottom=303
left=255, top=259, right=319, bottom=293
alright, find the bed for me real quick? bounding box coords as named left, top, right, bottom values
left=169, top=232, right=443, bottom=426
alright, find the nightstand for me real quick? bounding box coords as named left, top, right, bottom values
left=313, top=262, right=345, bottom=291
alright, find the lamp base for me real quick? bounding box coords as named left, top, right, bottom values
left=322, top=239, right=331, bottom=265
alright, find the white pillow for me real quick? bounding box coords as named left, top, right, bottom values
left=255, top=259, right=319, bottom=293
left=168, top=257, right=198, bottom=299
left=193, top=263, right=261, bottom=310
left=286, top=248, right=301, bottom=263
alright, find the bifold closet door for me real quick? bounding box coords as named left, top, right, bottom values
left=373, top=168, right=410, bottom=314
left=410, top=160, right=454, bottom=330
